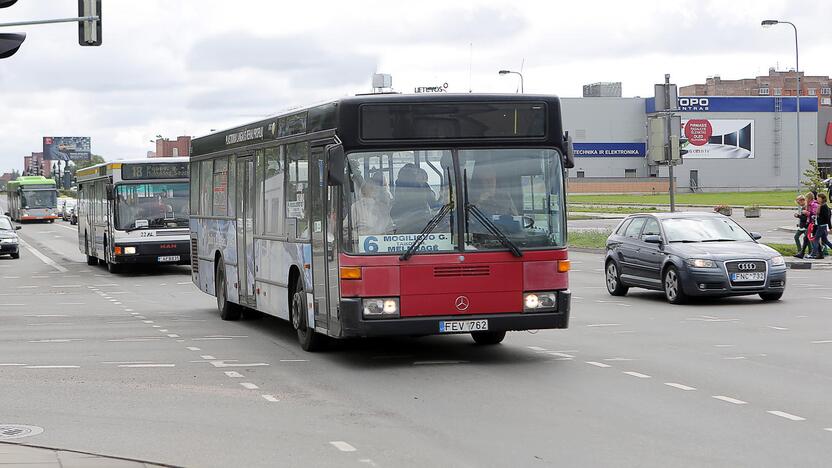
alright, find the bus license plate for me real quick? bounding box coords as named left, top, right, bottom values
left=731, top=272, right=765, bottom=282
left=439, top=319, right=488, bottom=333
left=158, top=256, right=180, bottom=263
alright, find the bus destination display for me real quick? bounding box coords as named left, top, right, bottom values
left=122, top=163, right=189, bottom=180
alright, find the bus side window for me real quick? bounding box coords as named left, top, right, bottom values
left=264, top=146, right=284, bottom=236
left=286, top=142, right=309, bottom=240
left=199, top=160, right=213, bottom=216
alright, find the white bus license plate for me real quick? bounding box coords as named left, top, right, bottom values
left=731, top=272, right=765, bottom=282
left=440, top=319, right=488, bottom=333
left=158, top=256, right=180, bottom=263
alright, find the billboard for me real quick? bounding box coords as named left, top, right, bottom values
left=43, top=137, right=91, bottom=161
left=680, top=119, right=753, bottom=159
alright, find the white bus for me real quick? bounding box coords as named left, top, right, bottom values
left=76, top=158, right=191, bottom=273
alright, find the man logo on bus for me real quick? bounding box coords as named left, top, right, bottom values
left=455, top=296, right=470, bottom=311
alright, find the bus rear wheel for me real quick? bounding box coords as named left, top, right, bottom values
left=471, top=331, right=506, bottom=345
left=215, top=260, right=241, bottom=321
left=291, top=277, right=326, bottom=352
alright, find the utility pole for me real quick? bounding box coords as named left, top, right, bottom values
left=665, top=74, right=676, bottom=212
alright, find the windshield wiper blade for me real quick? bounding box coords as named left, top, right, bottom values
left=399, top=202, right=453, bottom=261
left=466, top=202, right=523, bottom=257
left=701, top=238, right=735, bottom=242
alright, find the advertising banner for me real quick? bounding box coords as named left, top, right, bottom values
left=43, top=137, right=91, bottom=161
left=359, top=233, right=453, bottom=254
left=573, top=143, right=646, bottom=158
left=680, top=119, right=753, bottom=159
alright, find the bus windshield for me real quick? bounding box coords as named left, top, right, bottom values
left=345, top=148, right=564, bottom=255
left=21, top=189, right=57, bottom=209
left=115, top=182, right=189, bottom=231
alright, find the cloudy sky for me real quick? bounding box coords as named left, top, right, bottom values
left=1, top=0, right=830, bottom=173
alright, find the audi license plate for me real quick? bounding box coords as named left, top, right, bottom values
left=731, top=272, right=765, bottom=282
left=158, top=255, right=180, bottom=263
left=439, top=319, right=488, bottom=333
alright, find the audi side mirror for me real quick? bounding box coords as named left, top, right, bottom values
left=750, top=232, right=762, bottom=240
left=15, top=225, right=22, bottom=230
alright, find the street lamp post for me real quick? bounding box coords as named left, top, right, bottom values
left=762, top=19, right=801, bottom=189
left=498, top=69, right=524, bottom=93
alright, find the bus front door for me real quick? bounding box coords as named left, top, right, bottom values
left=235, top=156, right=257, bottom=307
left=309, top=146, right=337, bottom=335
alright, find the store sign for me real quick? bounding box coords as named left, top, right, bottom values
left=646, top=96, right=819, bottom=113
left=825, top=122, right=832, bottom=146
left=573, top=143, right=646, bottom=158
left=681, top=119, right=754, bottom=159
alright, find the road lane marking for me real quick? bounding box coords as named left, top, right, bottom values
left=330, top=441, right=357, bottom=452
left=713, top=395, right=747, bottom=405
left=208, top=360, right=269, bottom=368
left=107, top=338, right=162, bottom=342
left=167, top=334, right=180, bottom=338
left=25, top=365, right=80, bottom=369
left=279, top=359, right=309, bottom=362
left=192, top=337, right=232, bottom=340
left=767, top=411, right=805, bottom=421
left=52, top=285, right=81, bottom=288
left=5, top=304, right=25, bottom=306
left=118, top=364, right=175, bottom=368
left=586, top=323, right=622, bottom=327
left=623, top=371, right=651, bottom=378
left=604, top=358, right=634, bottom=361
left=224, top=371, right=243, bottom=378
left=17, top=286, right=38, bottom=289
left=714, top=344, right=735, bottom=347
left=262, top=394, right=279, bottom=402
left=28, top=339, right=83, bottom=343
left=723, top=356, right=747, bottom=360
left=186, top=347, right=201, bottom=351
left=159, top=329, right=168, bottom=332
left=0, top=364, right=27, bottom=366
left=142, top=320, right=154, bottom=324
left=176, top=282, right=191, bottom=285
left=202, top=335, right=248, bottom=338
left=526, top=346, right=547, bottom=352
left=103, top=361, right=156, bottom=364
left=767, top=326, right=789, bottom=331
left=811, top=340, right=832, bottom=344
left=586, top=361, right=611, bottom=368
left=201, top=355, right=216, bottom=360
left=824, top=428, right=832, bottom=432
left=547, top=352, right=575, bottom=358
left=240, top=382, right=259, bottom=390
left=17, top=238, right=67, bottom=272
left=665, top=383, right=696, bottom=391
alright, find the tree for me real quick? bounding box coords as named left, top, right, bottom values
left=801, top=159, right=826, bottom=194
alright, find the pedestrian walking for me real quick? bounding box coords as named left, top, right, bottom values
left=793, top=194, right=810, bottom=258
left=809, top=192, right=832, bottom=259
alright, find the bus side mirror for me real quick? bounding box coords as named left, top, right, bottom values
left=326, top=143, right=346, bottom=186
left=563, top=132, right=575, bottom=169
left=105, top=184, right=114, bottom=200
left=3, top=211, right=8, bottom=216
left=15, top=225, right=21, bottom=230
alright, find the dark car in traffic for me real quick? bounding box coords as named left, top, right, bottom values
left=604, top=212, right=786, bottom=304
left=0, top=215, right=21, bottom=259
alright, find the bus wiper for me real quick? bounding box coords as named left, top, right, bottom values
left=399, top=202, right=453, bottom=261
left=124, top=224, right=148, bottom=233
left=466, top=203, right=523, bottom=257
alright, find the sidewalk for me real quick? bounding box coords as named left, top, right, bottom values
left=0, top=442, right=173, bottom=467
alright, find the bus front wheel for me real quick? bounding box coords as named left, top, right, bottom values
left=471, top=331, right=506, bottom=345
left=216, top=260, right=242, bottom=321
left=291, top=277, right=326, bottom=352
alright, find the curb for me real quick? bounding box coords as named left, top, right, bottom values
left=568, top=202, right=795, bottom=211
left=568, top=247, right=605, bottom=254
left=786, top=261, right=832, bottom=270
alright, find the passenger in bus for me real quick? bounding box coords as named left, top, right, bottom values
left=369, top=170, right=393, bottom=213
left=351, top=181, right=393, bottom=235
left=391, top=164, right=433, bottom=233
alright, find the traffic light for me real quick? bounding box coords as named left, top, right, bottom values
left=0, top=0, right=25, bottom=59
left=78, top=0, right=101, bottom=46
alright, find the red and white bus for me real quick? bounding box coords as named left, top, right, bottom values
left=190, top=94, right=574, bottom=350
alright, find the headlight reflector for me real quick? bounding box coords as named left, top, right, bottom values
left=686, top=258, right=716, bottom=268
left=524, top=291, right=557, bottom=312
left=124, top=246, right=137, bottom=255
left=362, top=297, right=400, bottom=319
left=770, top=255, right=785, bottom=266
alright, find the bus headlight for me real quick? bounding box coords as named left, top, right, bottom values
left=124, top=247, right=137, bottom=255
left=524, top=292, right=557, bottom=312
left=362, top=298, right=400, bottom=319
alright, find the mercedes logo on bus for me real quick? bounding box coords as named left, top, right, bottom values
left=454, top=296, right=470, bottom=311
left=737, top=263, right=758, bottom=271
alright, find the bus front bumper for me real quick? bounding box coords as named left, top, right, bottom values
left=113, top=243, right=191, bottom=265
left=338, top=291, right=570, bottom=338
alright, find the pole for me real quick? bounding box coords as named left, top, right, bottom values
left=790, top=22, right=801, bottom=191
left=519, top=72, right=524, bottom=94
left=0, top=16, right=98, bottom=28
left=665, top=74, right=676, bottom=212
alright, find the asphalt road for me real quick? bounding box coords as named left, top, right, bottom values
left=2, top=215, right=831, bottom=467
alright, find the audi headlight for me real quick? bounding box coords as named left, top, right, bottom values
left=0, top=238, right=17, bottom=244
left=362, top=297, right=400, bottom=319
left=686, top=258, right=716, bottom=268
left=524, top=291, right=557, bottom=312
left=770, top=255, right=785, bottom=266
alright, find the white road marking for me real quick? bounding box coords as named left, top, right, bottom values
left=118, top=364, right=175, bottom=368
left=2, top=276, right=20, bottom=279
left=824, top=428, right=832, bottom=432
left=330, top=441, right=357, bottom=452
left=811, top=340, right=832, bottom=344
left=586, top=361, right=611, bottom=368
left=152, top=325, right=161, bottom=328
left=713, top=395, right=747, bottom=405
left=714, top=344, right=735, bottom=348
left=279, top=359, right=309, bottom=362
left=142, top=320, right=154, bottom=324
left=107, top=338, right=162, bottom=342
left=767, top=326, right=789, bottom=331
left=201, top=355, right=216, bottom=360
left=159, top=329, right=168, bottom=332
left=167, top=334, right=180, bottom=338
left=526, top=346, right=547, bottom=351
left=52, top=285, right=81, bottom=288
left=26, top=365, right=80, bottom=369
left=17, top=286, right=38, bottom=289
left=28, top=339, right=83, bottom=343
left=547, top=352, right=575, bottom=358
left=5, top=304, right=26, bottom=306
left=240, top=382, right=259, bottom=390
left=623, top=371, right=651, bottom=379
left=767, top=410, right=805, bottom=421
left=208, top=360, right=269, bottom=368
left=113, top=302, right=122, bottom=305
left=0, top=363, right=27, bottom=366
left=125, top=309, right=134, bottom=312
left=262, top=394, right=279, bottom=402
left=192, top=337, right=232, bottom=340
left=603, top=358, right=634, bottom=361
left=17, top=238, right=68, bottom=272
left=176, top=281, right=191, bottom=285
left=31, top=275, right=48, bottom=279
left=224, top=371, right=244, bottom=378
left=186, top=347, right=201, bottom=351
left=202, top=335, right=249, bottom=338
left=665, top=382, right=696, bottom=391
left=586, top=323, right=622, bottom=327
